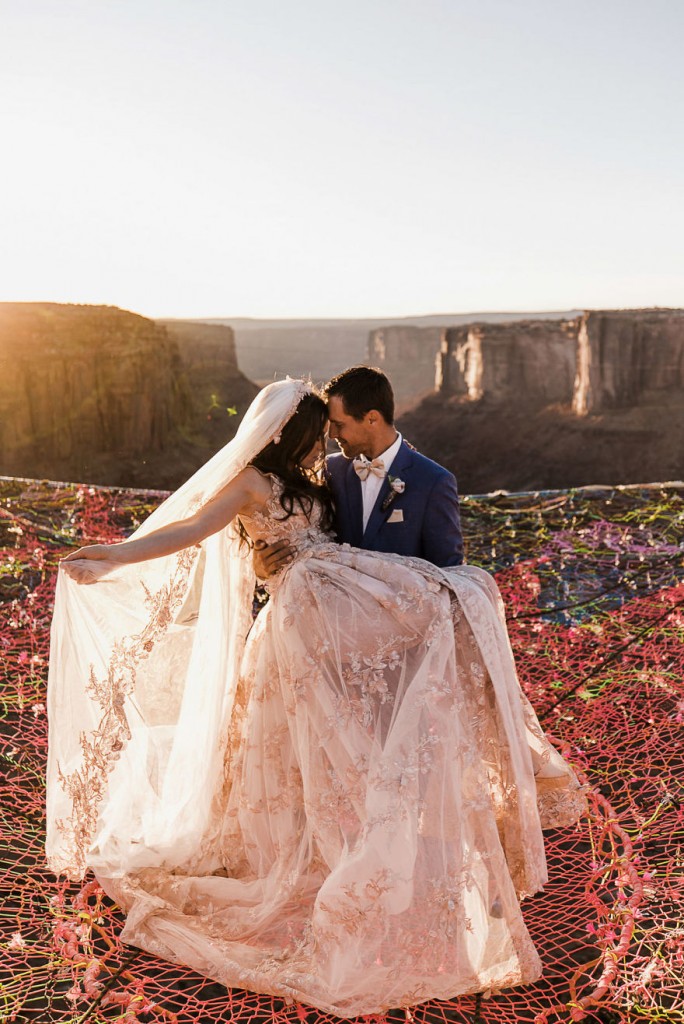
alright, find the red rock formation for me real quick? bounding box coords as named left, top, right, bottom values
left=368, top=314, right=580, bottom=409
left=159, top=319, right=259, bottom=454
left=368, top=326, right=443, bottom=403
left=229, top=323, right=369, bottom=385
left=162, top=320, right=240, bottom=372
left=399, top=308, right=684, bottom=493
left=0, top=304, right=188, bottom=475
left=0, top=304, right=257, bottom=488
left=573, top=309, right=684, bottom=415
left=438, top=320, right=578, bottom=405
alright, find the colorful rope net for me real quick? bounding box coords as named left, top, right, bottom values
left=1, top=476, right=682, bottom=1024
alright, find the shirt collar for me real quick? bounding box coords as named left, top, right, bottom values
left=374, top=432, right=402, bottom=472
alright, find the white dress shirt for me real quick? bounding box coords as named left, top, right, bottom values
left=361, top=432, right=403, bottom=532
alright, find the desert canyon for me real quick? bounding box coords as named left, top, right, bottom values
left=0, top=302, right=681, bottom=492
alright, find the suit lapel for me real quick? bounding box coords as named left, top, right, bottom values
left=362, top=442, right=413, bottom=548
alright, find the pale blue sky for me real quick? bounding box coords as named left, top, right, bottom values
left=1, top=0, right=682, bottom=318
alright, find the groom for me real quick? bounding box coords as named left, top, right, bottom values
left=255, top=366, right=464, bottom=575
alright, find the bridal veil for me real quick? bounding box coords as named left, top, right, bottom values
left=46, top=378, right=313, bottom=880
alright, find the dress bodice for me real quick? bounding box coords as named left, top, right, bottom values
left=238, top=474, right=332, bottom=553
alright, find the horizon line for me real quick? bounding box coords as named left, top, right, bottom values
left=2, top=300, right=684, bottom=322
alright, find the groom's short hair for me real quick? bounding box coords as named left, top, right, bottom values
left=324, top=366, right=395, bottom=424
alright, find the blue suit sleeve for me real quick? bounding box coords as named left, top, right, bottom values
left=421, top=471, right=465, bottom=567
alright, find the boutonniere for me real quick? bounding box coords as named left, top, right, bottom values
left=381, top=475, right=405, bottom=511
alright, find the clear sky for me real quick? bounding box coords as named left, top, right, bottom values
left=1, top=0, right=682, bottom=319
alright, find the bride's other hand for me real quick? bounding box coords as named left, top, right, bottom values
left=60, top=544, right=115, bottom=584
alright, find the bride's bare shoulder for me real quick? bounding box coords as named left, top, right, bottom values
left=207, top=466, right=274, bottom=508
left=237, top=466, right=277, bottom=507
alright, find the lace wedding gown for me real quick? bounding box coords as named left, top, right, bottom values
left=93, top=476, right=585, bottom=1017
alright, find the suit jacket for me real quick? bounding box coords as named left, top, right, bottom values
left=325, top=441, right=464, bottom=567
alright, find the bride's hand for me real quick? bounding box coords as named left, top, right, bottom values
left=60, top=544, right=116, bottom=584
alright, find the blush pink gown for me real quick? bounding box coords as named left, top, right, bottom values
left=97, top=478, right=585, bottom=1017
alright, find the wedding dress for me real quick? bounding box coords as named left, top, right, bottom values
left=46, top=379, right=585, bottom=1018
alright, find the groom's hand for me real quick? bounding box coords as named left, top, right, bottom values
left=253, top=539, right=294, bottom=580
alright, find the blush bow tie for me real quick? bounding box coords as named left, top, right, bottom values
left=353, top=456, right=385, bottom=481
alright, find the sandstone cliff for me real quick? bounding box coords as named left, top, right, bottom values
left=162, top=319, right=240, bottom=373
left=226, top=322, right=369, bottom=385
left=573, top=308, right=684, bottom=414
left=367, top=312, right=578, bottom=409
left=207, top=311, right=578, bottom=392
left=3, top=303, right=681, bottom=494
left=375, top=308, right=684, bottom=418
left=159, top=319, right=259, bottom=455
left=437, top=320, right=578, bottom=405
left=0, top=304, right=258, bottom=488
left=398, top=308, right=684, bottom=493
left=368, top=326, right=443, bottom=405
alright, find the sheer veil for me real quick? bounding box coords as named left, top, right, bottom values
left=46, top=378, right=313, bottom=881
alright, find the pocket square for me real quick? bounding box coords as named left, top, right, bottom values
left=387, top=508, right=404, bottom=523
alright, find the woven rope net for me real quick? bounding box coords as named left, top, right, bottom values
left=1, top=476, right=682, bottom=1024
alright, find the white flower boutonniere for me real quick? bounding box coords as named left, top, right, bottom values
left=382, top=475, right=405, bottom=511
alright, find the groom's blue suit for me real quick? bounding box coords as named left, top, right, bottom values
left=325, top=440, right=464, bottom=568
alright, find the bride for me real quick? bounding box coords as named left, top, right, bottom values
left=46, top=378, right=585, bottom=1018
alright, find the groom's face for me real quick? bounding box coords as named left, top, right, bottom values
left=327, top=396, right=373, bottom=459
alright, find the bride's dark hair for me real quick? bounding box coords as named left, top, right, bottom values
left=237, top=390, right=334, bottom=547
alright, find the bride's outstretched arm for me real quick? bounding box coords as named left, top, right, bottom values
left=61, top=468, right=270, bottom=582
